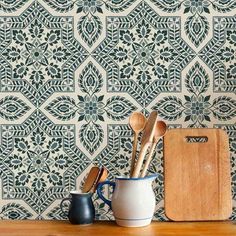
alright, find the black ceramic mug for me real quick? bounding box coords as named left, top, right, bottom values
left=60, top=191, right=95, bottom=225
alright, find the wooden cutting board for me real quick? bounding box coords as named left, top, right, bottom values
left=164, top=128, right=232, bottom=221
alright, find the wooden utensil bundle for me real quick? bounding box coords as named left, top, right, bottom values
left=129, top=111, right=167, bottom=178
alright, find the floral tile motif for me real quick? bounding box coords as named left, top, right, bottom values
left=0, top=0, right=236, bottom=220
left=153, top=62, right=236, bottom=127
left=0, top=1, right=88, bottom=107
left=43, top=0, right=136, bottom=47
left=0, top=0, right=29, bottom=12
left=151, top=0, right=236, bottom=47
left=93, top=125, right=133, bottom=177
left=0, top=110, right=91, bottom=214
left=0, top=96, right=30, bottom=121
left=0, top=203, right=32, bottom=220
left=46, top=62, right=136, bottom=154
left=93, top=2, right=195, bottom=108
left=199, top=16, right=236, bottom=92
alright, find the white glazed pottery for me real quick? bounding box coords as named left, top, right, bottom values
left=97, top=175, right=157, bottom=227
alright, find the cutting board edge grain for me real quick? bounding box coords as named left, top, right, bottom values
left=163, top=128, right=232, bottom=221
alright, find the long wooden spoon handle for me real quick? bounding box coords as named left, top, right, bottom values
left=140, top=140, right=158, bottom=177
left=131, top=144, right=149, bottom=178
left=130, top=132, right=138, bottom=177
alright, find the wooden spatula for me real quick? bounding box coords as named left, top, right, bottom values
left=131, top=111, right=158, bottom=178
left=98, top=167, right=108, bottom=184
left=90, top=167, right=108, bottom=193
left=82, top=167, right=101, bottom=193
left=140, top=120, right=167, bottom=177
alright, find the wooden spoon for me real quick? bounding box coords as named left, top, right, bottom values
left=82, top=167, right=101, bottom=193
left=140, top=121, right=167, bottom=177
left=129, top=112, right=147, bottom=177
left=131, top=111, right=158, bottom=178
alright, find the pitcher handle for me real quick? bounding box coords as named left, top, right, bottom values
left=97, top=181, right=115, bottom=209
left=60, top=197, right=71, bottom=216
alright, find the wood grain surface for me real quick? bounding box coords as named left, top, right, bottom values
left=164, top=128, right=232, bottom=221
left=0, top=220, right=235, bottom=236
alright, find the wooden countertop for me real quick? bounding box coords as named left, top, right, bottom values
left=0, top=220, right=235, bottom=236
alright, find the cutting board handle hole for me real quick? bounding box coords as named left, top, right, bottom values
left=185, top=136, right=208, bottom=143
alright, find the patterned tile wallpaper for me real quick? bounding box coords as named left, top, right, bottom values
left=0, top=0, right=235, bottom=220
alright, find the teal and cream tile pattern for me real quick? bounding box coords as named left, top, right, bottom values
left=0, top=0, right=235, bottom=220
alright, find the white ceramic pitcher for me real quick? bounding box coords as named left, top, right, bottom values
left=97, top=175, right=157, bottom=227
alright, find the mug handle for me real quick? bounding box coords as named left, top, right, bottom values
left=97, top=181, right=116, bottom=209
left=60, top=197, right=71, bottom=216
